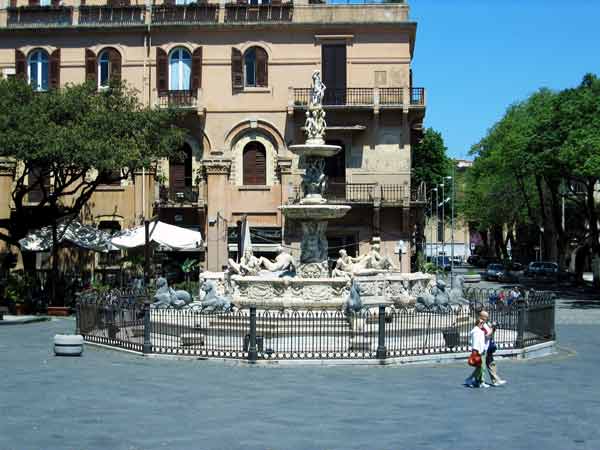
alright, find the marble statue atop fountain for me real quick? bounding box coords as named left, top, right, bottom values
left=305, top=70, right=327, bottom=145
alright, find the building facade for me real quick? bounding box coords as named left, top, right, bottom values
left=0, top=0, right=426, bottom=272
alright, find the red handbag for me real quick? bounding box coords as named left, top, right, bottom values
left=468, top=351, right=482, bottom=367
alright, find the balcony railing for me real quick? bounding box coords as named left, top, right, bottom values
left=292, top=87, right=425, bottom=109
left=290, top=183, right=408, bottom=205
left=158, top=185, right=200, bottom=205
left=79, top=6, right=145, bottom=26
left=7, top=6, right=73, bottom=27
left=157, top=90, right=198, bottom=110
left=152, top=4, right=219, bottom=24
left=224, top=3, right=293, bottom=22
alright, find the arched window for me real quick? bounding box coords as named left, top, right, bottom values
left=169, top=48, right=192, bottom=91
left=243, top=141, right=266, bottom=185
left=28, top=50, right=49, bottom=92
left=243, top=47, right=268, bottom=88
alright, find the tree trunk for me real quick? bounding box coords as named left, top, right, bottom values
left=585, top=179, right=600, bottom=288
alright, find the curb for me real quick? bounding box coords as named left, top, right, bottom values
left=0, top=316, right=51, bottom=326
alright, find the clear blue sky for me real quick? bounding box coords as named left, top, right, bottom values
left=409, top=0, right=600, bottom=159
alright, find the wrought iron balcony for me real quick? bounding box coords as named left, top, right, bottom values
left=152, top=4, right=219, bottom=24
left=157, top=90, right=198, bottom=110
left=79, top=6, right=145, bottom=26
left=224, top=2, right=293, bottom=22
left=157, top=185, right=201, bottom=206
left=7, top=6, right=73, bottom=27
left=291, top=87, right=425, bottom=110
left=290, top=183, right=408, bottom=205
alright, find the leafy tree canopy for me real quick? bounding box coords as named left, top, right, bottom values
left=412, top=127, right=451, bottom=190
left=0, top=79, right=186, bottom=246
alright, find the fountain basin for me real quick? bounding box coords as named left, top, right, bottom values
left=288, top=143, right=342, bottom=158
left=280, top=204, right=351, bottom=220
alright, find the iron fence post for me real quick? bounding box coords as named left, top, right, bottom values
left=516, top=301, right=526, bottom=348
left=376, top=304, right=387, bottom=359
left=143, top=299, right=152, bottom=355
left=75, top=302, right=81, bottom=335
left=248, top=305, right=258, bottom=363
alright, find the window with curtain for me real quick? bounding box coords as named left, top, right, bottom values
left=40, top=0, right=52, bottom=6
left=98, top=50, right=111, bottom=88
left=244, top=48, right=256, bottom=87
left=28, top=50, right=49, bottom=92
left=169, top=48, right=192, bottom=91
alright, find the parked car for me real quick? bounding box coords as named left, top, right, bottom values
left=525, top=261, right=559, bottom=278
left=485, top=263, right=505, bottom=281
left=427, top=256, right=452, bottom=271
left=498, top=262, right=525, bottom=283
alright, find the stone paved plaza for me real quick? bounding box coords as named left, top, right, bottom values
left=1, top=296, right=599, bottom=450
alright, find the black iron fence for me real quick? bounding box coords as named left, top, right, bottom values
left=152, top=4, right=219, bottom=24
left=7, top=6, right=73, bottom=27
left=157, top=90, right=198, bottom=109
left=79, top=6, right=145, bottom=25
left=77, top=287, right=555, bottom=361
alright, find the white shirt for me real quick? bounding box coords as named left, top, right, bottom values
left=469, top=325, right=486, bottom=354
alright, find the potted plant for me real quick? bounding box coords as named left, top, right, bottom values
left=5, top=271, right=30, bottom=315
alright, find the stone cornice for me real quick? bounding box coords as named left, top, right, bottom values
left=203, top=158, right=232, bottom=176
left=0, top=159, right=17, bottom=177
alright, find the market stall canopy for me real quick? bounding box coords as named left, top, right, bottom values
left=19, top=221, right=116, bottom=252
left=111, top=221, right=203, bottom=251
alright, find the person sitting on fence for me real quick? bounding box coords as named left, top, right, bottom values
left=507, top=286, right=521, bottom=306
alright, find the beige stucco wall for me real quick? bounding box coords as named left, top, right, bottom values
left=0, top=4, right=424, bottom=270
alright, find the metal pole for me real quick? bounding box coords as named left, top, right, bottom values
left=144, top=220, right=150, bottom=286
left=143, top=299, right=152, bottom=354
left=562, top=195, right=565, bottom=232
left=430, top=188, right=436, bottom=266
left=248, top=305, right=258, bottom=363
left=376, top=304, right=387, bottom=360
left=441, top=183, right=445, bottom=264
left=435, top=187, right=439, bottom=268
left=449, top=173, right=455, bottom=288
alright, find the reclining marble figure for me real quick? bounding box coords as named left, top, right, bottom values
left=258, top=246, right=296, bottom=277
left=151, top=277, right=192, bottom=309
left=227, top=248, right=261, bottom=276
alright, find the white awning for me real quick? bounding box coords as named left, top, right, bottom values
left=19, top=221, right=116, bottom=253
left=111, top=221, right=203, bottom=251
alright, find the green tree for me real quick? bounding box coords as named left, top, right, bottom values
left=0, top=79, right=186, bottom=248
left=412, top=128, right=451, bottom=190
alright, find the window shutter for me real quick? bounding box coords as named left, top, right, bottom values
left=109, top=48, right=121, bottom=83
left=164, top=0, right=176, bottom=5
left=49, top=49, right=60, bottom=90
left=191, top=47, right=202, bottom=91
left=243, top=143, right=266, bottom=185
left=85, top=48, right=96, bottom=84
left=255, top=47, right=268, bottom=87
left=29, top=0, right=40, bottom=6
left=231, top=47, right=243, bottom=91
left=15, top=50, right=26, bottom=80
left=169, top=161, right=186, bottom=191
left=156, top=48, right=168, bottom=94
left=10, top=0, right=17, bottom=7
left=51, top=0, right=61, bottom=7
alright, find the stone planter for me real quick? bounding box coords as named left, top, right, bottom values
left=54, top=334, right=84, bottom=356
left=463, top=274, right=481, bottom=283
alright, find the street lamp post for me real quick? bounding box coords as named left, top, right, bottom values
left=440, top=183, right=445, bottom=266
left=430, top=188, right=437, bottom=266
left=434, top=187, right=439, bottom=267
left=446, top=174, right=454, bottom=287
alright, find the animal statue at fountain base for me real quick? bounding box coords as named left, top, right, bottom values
left=415, top=278, right=467, bottom=312
left=150, top=277, right=192, bottom=309
left=199, top=279, right=232, bottom=313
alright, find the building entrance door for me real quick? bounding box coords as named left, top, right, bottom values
left=321, top=44, right=346, bottom=105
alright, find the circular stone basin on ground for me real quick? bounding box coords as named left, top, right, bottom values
left=288, top=143, right=342, bottom=158
left=279, top=204, right=351, bottom=220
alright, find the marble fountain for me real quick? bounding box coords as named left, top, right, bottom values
left=203, top=70, right=435, bottom=311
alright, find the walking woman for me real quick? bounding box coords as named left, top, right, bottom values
left=466, top=312, right=488, bottom=388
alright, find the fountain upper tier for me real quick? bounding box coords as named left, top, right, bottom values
left=288, top=142, right=343, bottom=159
left=280, top=203, right=351, bottom=221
